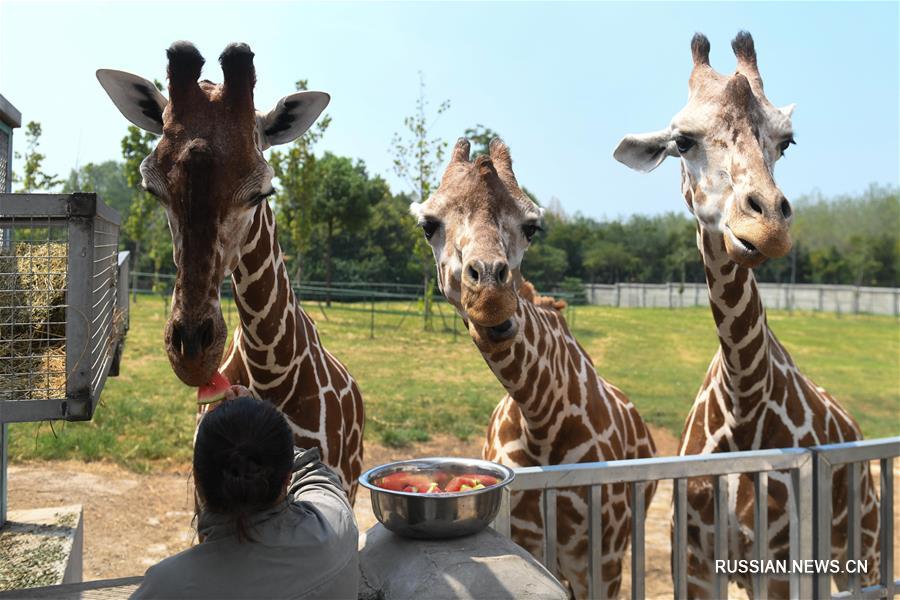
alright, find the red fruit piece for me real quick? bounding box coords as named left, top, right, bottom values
left=197, top=372, right=231, bottom=405
left=378, top=472, right=434, bottom=492
left=445, top=474, right=499, bottom=492
left=445, top=476, right=478, bottom=493
left=465, top=473, right=499, bottom=487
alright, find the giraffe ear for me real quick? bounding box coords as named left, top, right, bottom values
left=96, top=69, right=167, bottom=135
left=613, top=129, right=678, bottom=173
left=258, top=91, right=330, bottom=150
left=409, top=200, right=425, bottom=220
left=778, top=103, right=796, bottom=119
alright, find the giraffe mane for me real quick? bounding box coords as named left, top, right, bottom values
left=518, top=280, right=567, bottom=312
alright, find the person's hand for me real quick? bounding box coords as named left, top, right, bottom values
left=223, top=384, right=253, bottom=401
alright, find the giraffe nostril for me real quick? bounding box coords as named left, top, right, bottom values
left=496, top=263, right=509, bottom=284
left=198, top=318, right=215, bottom=350
left=747, top=196, right=763, bottom=215
left=467, top=264, right=480, bottom=283
left=780, top=197, right=792, bottom=219
left=171, top=323, right=184, bottom=355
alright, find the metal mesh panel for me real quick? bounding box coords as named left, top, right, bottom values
left=0, top=219, right=68, bottom=402
left=89, top=216, right=119, bottom=393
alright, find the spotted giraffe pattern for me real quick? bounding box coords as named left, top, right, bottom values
left=614, top=32, right=881, bottom=597
left=482, top=284, right=657, bottom=599
left=411, top=138, right=657, bottom=599
left=677, top=227, right=880, bottom=597
left=216, top=200, right=365, bottom=503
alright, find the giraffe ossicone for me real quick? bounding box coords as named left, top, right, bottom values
left=413, top=137, right=658, bottom=598
left=615, top=31, right=880, bottom=598
left=97, top=41, right=365, bottom=502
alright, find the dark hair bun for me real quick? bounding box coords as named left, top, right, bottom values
left=194, top=396, right=294, bottom=539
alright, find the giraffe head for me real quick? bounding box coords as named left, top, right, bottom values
left=97, top=42, right=328, bottom=386
left=614, top=31, right=795, bottom=268
left=410, top=138, right=543, bottom=350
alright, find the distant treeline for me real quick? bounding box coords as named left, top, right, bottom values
left=11, top=115, right=894, bottom=292
left=63, top=158, right=897, bottom=290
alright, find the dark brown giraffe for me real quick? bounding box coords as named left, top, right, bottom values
left=614, top=31, right=880, bottom=597
left=97, top=42, right=364, bottom=502
left=411, top=138, right=657, bottom=598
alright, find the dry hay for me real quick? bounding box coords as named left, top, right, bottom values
left=0, top=242, right=68, bottom=401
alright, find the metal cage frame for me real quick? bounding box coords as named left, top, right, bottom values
left=0, top=192, right=124, bottom=424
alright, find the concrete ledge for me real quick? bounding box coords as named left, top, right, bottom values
left=358, top=524, right=568, bottom=600
left=0, top=506, right=83, bottom=592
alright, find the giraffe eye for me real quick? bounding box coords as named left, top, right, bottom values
left=421, top=220, right=440, bottom=240
left=522, top=223, right=542, bottom=242
left=675, top=136, right=696, bottom=154
left=251, top=188, right=276, bottom=205
left=779, top=138, right=796, bottom=155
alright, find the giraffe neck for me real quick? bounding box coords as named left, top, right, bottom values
left=479, top=297, right=590, bottom=433
left=697, top=225, right=776, bottom=421
left=230, top=202, right=317, bottom=388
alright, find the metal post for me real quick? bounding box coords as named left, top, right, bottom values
left=65, top=196, right=96, bottom=420
left=673, top=478, right=688, bottom=600
left=880, top=457, right=894, bottom=596
left=791, top=456, right=814, bottom=599
left=753, top=471, right=769, bottom=599
left=814, top=455, right=834, bottom=600
left=713, top=475, right=729, bottom=599
left=0, top=93, right=21, bottom=528
left=846, top=461, right=861, bottom=596
left=542, top=488, right=558, bottom=577
left=588, top=484, right=603, bottom=600
left=631, top=481, right=646, bottom=599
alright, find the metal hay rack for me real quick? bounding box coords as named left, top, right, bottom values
left=0, top=192, right=128, bottom=424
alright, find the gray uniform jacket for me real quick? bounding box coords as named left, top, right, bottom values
left=131, top=448, right=358, bottom=600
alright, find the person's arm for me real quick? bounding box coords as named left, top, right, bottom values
left=288, top=447, right=352, bottom=511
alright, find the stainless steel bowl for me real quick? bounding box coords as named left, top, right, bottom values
left=359, top=457, right=515, bottom=539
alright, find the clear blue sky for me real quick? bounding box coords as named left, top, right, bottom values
left=1, top=1, right=897, bottom=220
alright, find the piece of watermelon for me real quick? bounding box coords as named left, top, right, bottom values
left=197, top=372, right=231, bottom=405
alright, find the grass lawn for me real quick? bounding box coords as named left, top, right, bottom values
left=8, top=294, right=899, bottom=471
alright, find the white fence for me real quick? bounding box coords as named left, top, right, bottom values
left=584, top=283, right=900, bottom=316
left=493, top=437, right=900, bottom=600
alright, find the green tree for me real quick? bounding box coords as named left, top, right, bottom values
left=121, top=125, right=169, bottom=280
left=62, top=160, right=131, bottom=216
left=13, top=121, right=61, bottom=192
left=269, top=79, right=332, bottom=282
left=310, top=153, right=380, bottom=304
left=390, top=72, right=451, bottom=329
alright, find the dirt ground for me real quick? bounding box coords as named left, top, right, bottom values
left=8, top=426, right=899, bottom=599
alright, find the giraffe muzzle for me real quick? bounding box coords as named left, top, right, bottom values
left=165, top=311, right=227, bottom=387
left=486, top=318, right=518, bottom=342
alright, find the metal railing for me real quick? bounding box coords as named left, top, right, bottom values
left=492, top=437, right=900, bottom=599
left=813, top=438, right=900, bottom=600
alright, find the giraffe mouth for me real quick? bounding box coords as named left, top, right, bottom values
left=486, top=318, right=518, bottom=342
left=724, top=225, right=768, bottom=268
